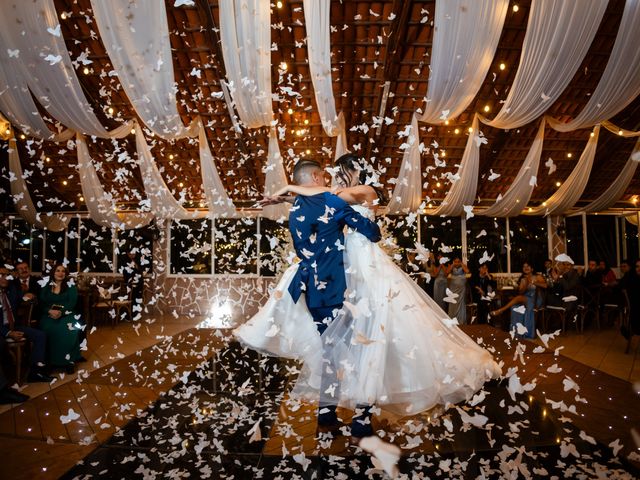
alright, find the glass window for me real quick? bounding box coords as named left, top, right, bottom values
left=79, top=219, right=114, bottom=273
left=30, top=229, right=44, bottom=273
left=565, top=216, right=584, bottom=266
left=510, top=216, right=549, bottom=273
left=587, top=215, right=617, bottom=267
left=45, top=230, right=65, bottom=265
left=10, top=219, right=32, bottom=266
left=214, top=218, right=258, bottom=275
left=116, top=227, right=154, bottom=273
left=258, top=218, right=291, bottom=277
left=170, top=219, right=212, bottom=274
left=466, top=217, right=507, bottom=273
left=623, top=216, right=639, bottom=261
left=66, top=218, right=80, bottom=272
left=421, top=215, right=463, bottom=262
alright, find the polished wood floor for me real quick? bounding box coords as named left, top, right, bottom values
left=0, top=315, right=638, bottom=479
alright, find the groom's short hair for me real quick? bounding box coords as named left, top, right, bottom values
left=292, top=160, right=322, bottom=185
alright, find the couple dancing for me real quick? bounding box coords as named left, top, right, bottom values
left=235, top=153, right=501, bottom=443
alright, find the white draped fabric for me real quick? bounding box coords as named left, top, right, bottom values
left=387, top=114, right=423, bottom=214
left=334, top=112, right=348, bottom=159
left=547, top=1, right=640, bottom=132
left=431, top=115, right=481, bottom=216
left=198, top=123, right=237, bottom=218
left=91, top=0, right=199, bottom=139
left=7, top=139, right=69, bottom=231
left=528, top=126, right=600, bottom=215
left=76, top=134, right=153, bottom=229
left=135, top=123, right=205, bottom=220
left=303, top=0, right=341, bottom=136
left=483, top=120, right=546, bottom=217
left=602, top=120, right=640, bottom=137
left=482, top=0, right=607, bottom=129
left=262, top=128, right=290, bottom=220
left=580, top=138, right=640, bottom=213
left=417, top=0, right=508, bottom=124
left=219, top=0, right=273, bottom=128
left=0, top=0, right=109, bottom=137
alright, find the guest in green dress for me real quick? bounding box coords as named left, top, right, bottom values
left=39, top=264, right=82, bottom=373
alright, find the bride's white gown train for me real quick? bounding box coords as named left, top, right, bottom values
left=235, top=205, right=502, bottom=416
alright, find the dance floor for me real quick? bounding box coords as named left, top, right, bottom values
left=0, top=324, right=638, bottom=479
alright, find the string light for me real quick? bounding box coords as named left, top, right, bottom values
left=304, top=119, right=309, bottom=125
left=444, top=120, right=449, bottom=126
left=454, top=128, right=460, bottom=134
left=618, top=130, right=623, bottom=136
left=20, top=134, right=26, bottom=139
left=436, top=182, right=441, bottom=188
left=287, top=108, right=293, bottom=115
left=483, top=105, right=491, bottom=113
left=556, top=181, right=562, bottom=187
left=62, top=180, right=68, bottom=186
left=468, top=127, right=473, bottom=133
left=83, top=67, right=90, bottom=75
left=513, top=4, right=519, bottom=12
left=108, top=107, right=114, bottom=115
left=169, top=154, right=174, bottom=160
left=130, top=128, right=135, bottom=135
left=179, top=182, right=184, bottom=188
left=276, top=0, right=283, bottom=8
left=567, top=152, right=572, bottom=158
left=305, top=149, right=311, bottom=154
left=279, top=62, right=288, bottom=70
left=60, top=12, right=67, bottom=19
left=499, top=63, right=506, bottom=71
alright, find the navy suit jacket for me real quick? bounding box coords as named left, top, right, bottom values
left=288, top=192, right=381, bottom=308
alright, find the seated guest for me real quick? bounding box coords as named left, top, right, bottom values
left=39, top=264, right=82, bottom=374
left=0, top=336, right=29, bottom=404
left=13, top=261, right=42, bottom=325
left=0, top=267, right=53, bottom=383
left=599, top=260, right=617, bottom=287
left=490, top=262, right=546, bottom=338
left=621, top=259, right=640, bottom=340
left=542, top=259, right=554, bottom=281
left=470, top=263, right=496, bottom=324
left=583, top=259, right=602, bottom=294
left=547, top=254, right=581, bottom=320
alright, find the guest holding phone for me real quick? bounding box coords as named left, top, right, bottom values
left=39, top=264, right=82, bottom=373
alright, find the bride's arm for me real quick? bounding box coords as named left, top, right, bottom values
left=273, top=184, right=331, bottom=197
left=333, top=185, right=378, bottom=206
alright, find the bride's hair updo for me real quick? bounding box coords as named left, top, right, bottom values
left=334, top=153, right=387, bottom=204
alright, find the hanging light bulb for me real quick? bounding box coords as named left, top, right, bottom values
left=276, top=0, right=283, bottom=8
left=512, top=4, right=519, bottom=12
left=567, top=152, right=572, bottom=158
left=499, top=63, right=506, bottom=71
left=556, top=181, right=562, bottom=187
left=454, top=128, right=460, bottom=134
left=169, top=154, right=174, bottom=160
left=483, top=105, right=490, bottom=113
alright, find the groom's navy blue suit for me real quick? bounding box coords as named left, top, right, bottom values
left=288, top=192, right=381, bottom=433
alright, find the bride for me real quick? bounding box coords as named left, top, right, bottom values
left=235, top=153, right=501, bottom=418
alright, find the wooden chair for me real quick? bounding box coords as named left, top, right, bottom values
left=620, top=290, right=634, bottom=354
left=577, top=287, right=600, bottom=333
left=91, top=284, right=114, bottom=327
left=111, top=281, right=133, bottom=323
left=544, top=289, right=580, bottom=333
left=7, top=302, right=34, bottom=385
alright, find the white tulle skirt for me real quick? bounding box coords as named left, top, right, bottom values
left=234, top=230, right=502, bottom=416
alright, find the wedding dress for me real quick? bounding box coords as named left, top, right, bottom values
left=235, top=205, right=501, bottom=415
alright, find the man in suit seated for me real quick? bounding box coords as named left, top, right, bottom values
left=547, top=254, right=581, bottom=321
left=13, top=262, right=42, bottom=325
left=0, top=267, right=53, bottom=383
left=470, top=263, right=497, bottom=324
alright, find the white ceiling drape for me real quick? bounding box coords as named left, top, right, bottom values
left=0, top=0, right=110, bottom=137
left=482, top=0, right=607, bottom=129
left=431, top=115, right=482, bottom=216
left=483, top=119, right=546, bottom=217
left=416, top=0, right=508, bottom=124
left=198, top=122, right=237, bottom=218
left=262, top=128, right=290, bottom=220
left=527, top=126, right=600, bottom=215
left=135, top=123, right=206, bottom=220
left=7, top=139, right=69, bottom=231
left=91, top=0, right=199, bottom=140
left=579, top=138, right=640, bottom=213
left=601, top=120, right=640, bottom=137
left=387, top=114, right=423, bottom=214
left=219, top=0, right=273, bottom=128
left=547, top=0, right=640, bottom=132
left=76, top=134, right=153, bottom=229
left=303, top=0, right=343, bottom=138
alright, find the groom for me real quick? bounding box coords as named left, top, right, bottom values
left=286, top=160, right=382, bottom=439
